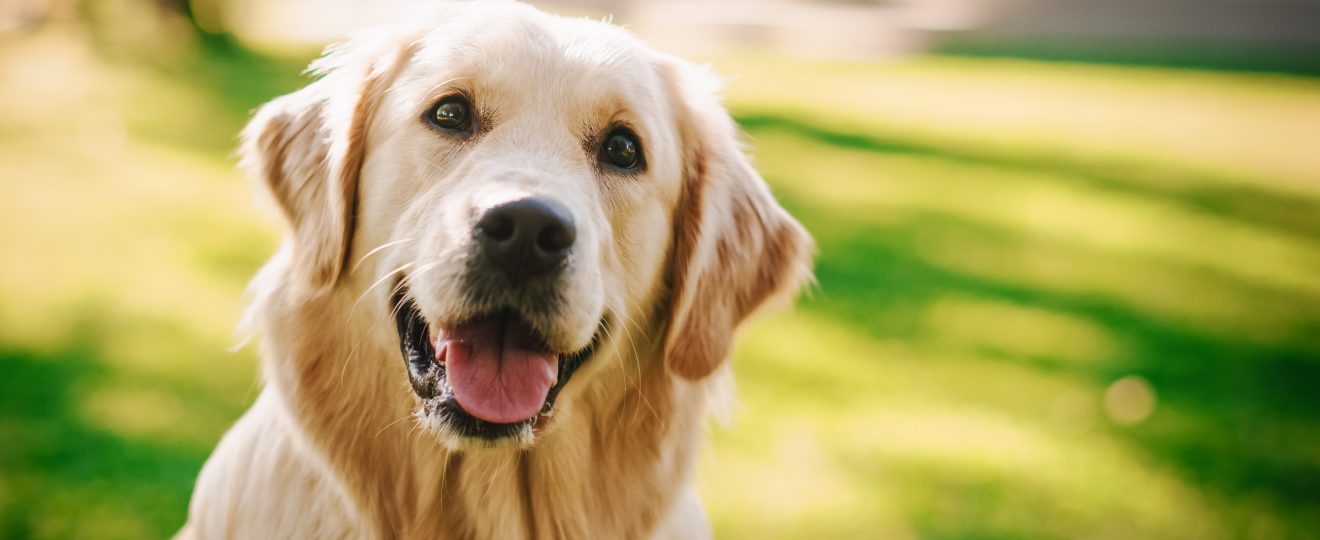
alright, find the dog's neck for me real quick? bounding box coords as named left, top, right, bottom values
left=256, top=283, right=713, bottom=539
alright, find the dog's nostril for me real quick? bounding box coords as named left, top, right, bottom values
left=537, top=221, right=575, bottom=254
left=475, top=197, right=576, bottom=284
left=478, top=212, right=516, bottom=242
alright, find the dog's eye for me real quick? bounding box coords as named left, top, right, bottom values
left=601, top=129, right=641, bottom=170
left=427, top=96, right=472, bottom=131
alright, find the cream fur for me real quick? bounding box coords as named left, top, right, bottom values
left=181, top=2, right=812, bottom=538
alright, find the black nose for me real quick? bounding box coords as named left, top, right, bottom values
left=475, top=197, right=576, bottom=284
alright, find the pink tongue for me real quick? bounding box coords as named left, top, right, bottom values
left=441, top=318, right=558, bottom=424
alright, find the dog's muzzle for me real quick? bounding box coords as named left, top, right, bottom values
left=390, top=196, right=604, bottom=440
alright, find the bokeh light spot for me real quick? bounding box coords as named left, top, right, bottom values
left=1104, top=375, right=1157, bottom=426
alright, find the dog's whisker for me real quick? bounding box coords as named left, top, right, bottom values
left=615, top=314, right=655, bottom=429
left=383, top=261, right=441, bottom=326
left=619, top=313, right=648, bottom=377
left=596, top=318, right=638, bottom=429
left=405, top=260, right=444, bottom=284
left=386, top=278, right=415, bottom=322
left=375, top=413, right=414, bottom=439
left=609, top=312, right=656, bottom=429
left=350, top=261, right=422, bottom=318
left=351, top=237, right=416, bottom=273
left=422, top=76, right=470, bottom=100
left=592, top=318, right=630, bottom=420
left=357, top=261, right=417, bottom=304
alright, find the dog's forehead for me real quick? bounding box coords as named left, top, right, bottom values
left=400, top=9, right=663, bottom=116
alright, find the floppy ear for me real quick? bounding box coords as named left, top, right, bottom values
left=240, top=36, right=410, bottom=294
left=660, top=60, right=815, bottom=381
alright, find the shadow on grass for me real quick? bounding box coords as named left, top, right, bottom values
left=0, top=314, right=238, bottom=538
left=739, top=116, right=1320, bottom=532
left=736, top=113, right=1320, bottom=242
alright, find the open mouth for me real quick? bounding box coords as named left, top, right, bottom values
left=391, top=283, right=601, bottom=440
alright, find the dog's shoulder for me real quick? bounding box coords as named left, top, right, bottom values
left=183, top=390, right=367, bottom=539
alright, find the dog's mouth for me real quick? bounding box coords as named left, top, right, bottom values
left=391, top=283, right=602, bottom=440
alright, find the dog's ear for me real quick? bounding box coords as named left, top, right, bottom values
left=659, top=59, right=815, bottom=381
left=240, top=36, right=411, bottom=294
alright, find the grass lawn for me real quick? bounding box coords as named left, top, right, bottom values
left=2, top=27, right=1318, bottom=539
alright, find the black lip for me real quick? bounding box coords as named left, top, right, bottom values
left=390, top=284, right=603, bottom=440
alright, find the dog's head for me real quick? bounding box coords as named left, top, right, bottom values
left=241, top=2, right=812, bottom=448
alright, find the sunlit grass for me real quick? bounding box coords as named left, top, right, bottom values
left=2, top=26, right=1318, bottom=539
left=705, top=314, right=1226, bottom=539
left=715, top=54, right=1320, bottom=190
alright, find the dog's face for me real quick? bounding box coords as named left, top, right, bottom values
left=242, top=3, right=811, bottom=448
left=365, top=9, right=683, bottom=442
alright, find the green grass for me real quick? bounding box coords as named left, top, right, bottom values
left=2, top=27, right=1318, bottom=539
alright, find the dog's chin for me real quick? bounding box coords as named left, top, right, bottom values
left=391, top=283, right=604, bottom=448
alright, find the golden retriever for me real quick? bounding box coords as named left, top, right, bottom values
left=181, top=2, right=812, bottom=538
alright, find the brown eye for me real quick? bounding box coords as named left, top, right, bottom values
left=427, top=96, right=472, bottom=131
left=601, top=129, right=641, bottom=170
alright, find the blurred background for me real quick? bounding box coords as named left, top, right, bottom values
left=2, top=0, right=1319, bottom=538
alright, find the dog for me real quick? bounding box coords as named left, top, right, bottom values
left=180, top=2, right=812, bottom=538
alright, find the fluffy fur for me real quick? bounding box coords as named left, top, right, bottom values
left=180, top=2, right=812, bottom=538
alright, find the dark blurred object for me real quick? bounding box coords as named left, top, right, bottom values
left=930, top=0, right=1320, bottom=74
left=551, top=0, right=1320, bottom=73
